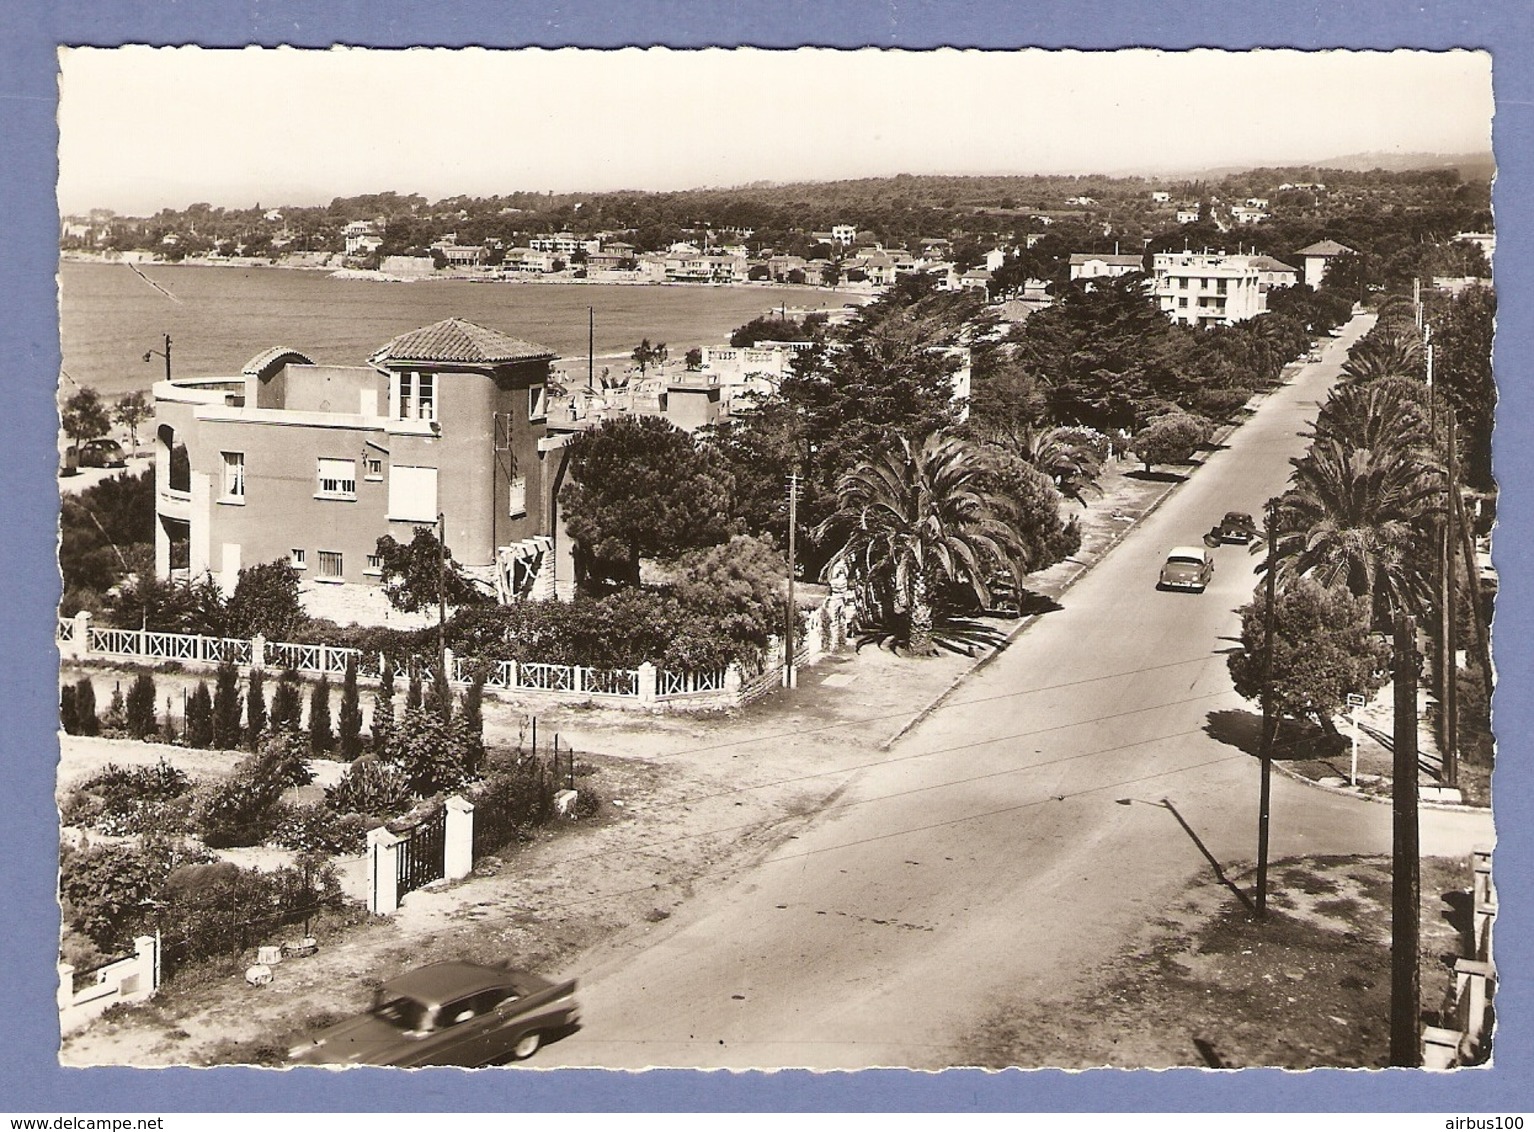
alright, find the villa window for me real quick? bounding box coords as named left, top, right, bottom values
left=394, top=371, right=436, bottom=421
left=317, top=551, right=343, bottom=580
left=290, top=548, right=306, bottom=569
left=365, top=456, right=384, bottom=481
left=528, top=384, right=547, bottom=422
left=317, top=457, right=357, bottom=499
left=508, top=473, right=527, bottom=518
left=365, top=553, right=383, bottom=575
left=220, top=451, right=245, bottom=501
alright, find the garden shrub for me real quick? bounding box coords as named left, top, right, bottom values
left=193, top=729, right=312, bottom=848
left=60, top=685, right=79, bottom=736
left=75, top=677, right=99, bottom=736
left=124, top=670, right=158, bottom=739
left=59, top=760, right=195, bottom=836
left=185, top=681, right=214, bottom=749
left=272, top=802, right=371, bottom=856
left=324, top=757, right=413, bottom=818
left=471, top=755, right=557, bottom=840
left=59, top=840, right=165, bottom=952
left=384, top=706, right=477, bottom=796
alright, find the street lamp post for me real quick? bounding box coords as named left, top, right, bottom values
left=143, top=333, right=172, bottom=382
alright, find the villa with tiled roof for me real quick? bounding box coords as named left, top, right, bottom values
left=1295, top=239, right=1356, bottom=289
left=152, top=318, right=571, bottom=602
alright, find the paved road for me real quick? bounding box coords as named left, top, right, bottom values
left=546, top=313, right=1492, bottom=1070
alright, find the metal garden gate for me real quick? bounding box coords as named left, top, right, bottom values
left=395, top=808, right=447, bottom=898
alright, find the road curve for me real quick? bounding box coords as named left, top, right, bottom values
left=546, top=312, right=1492, bottom=1070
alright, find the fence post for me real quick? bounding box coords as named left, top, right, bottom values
left=1454, top=958, right=1495, bottom=1059
left=70, top=610, right=93, bottom=660
left=56, top=963, right=75, bottom=1012
left=129, top=934, right=159, bottom=1001
left=444, top=647, right=457, bottom=685
left=1475, top=892, right=1497, bottom=964
left=367, top=826, right=403, bottom=916
left=444, top=795, right=474, bottom=881
left=725, top=663, right=742, bottom=703
left=1472, top=843, right=1493, bottom=907
left=1421, top=1025, right=1464, bottom=1070
left=637, top=662, right=657, bottom=705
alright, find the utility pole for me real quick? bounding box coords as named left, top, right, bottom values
left=587, top=306, right=595, bottom=393
left=785, top=472, right=801, bottom=689
left=1444, top=407, right=1459, bottom=789
left=1254, top=497, right=1279, bottom=920
left=1390, top=612, right=1422, bottom=1067
left=437, top=511, right=448, bottom=718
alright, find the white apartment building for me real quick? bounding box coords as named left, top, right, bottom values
left=1068, top=252, right=1145, bottom=281
left=1151, top=252, right=1266, bottom=326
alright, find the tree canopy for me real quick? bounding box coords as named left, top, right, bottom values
left=559, top=415, right=736, bottom=591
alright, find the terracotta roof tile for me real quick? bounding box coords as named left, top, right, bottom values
left=369, top=318, right=556, bottom=367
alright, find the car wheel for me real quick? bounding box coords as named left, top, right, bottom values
left=510, top=1030, right=543, bottom=1060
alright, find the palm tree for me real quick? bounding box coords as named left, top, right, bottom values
left=1309, top=376, right=1432, bottom=455
left=1340, top=329, right=1423, bottom=384
left=1268, top=435, right=1443, bottom=626
left=815, top=433, right=1027, bottom=656
left=1019, top=423, right=1104, bottom=506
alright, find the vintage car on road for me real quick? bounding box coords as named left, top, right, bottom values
left=76, top=437, right=128, bottom=469
left=1212, top=511, right=1258, bottom=545
left=288, top=960, right=580, bottom=1067
left=1158, top=546, right=1215, bottom=592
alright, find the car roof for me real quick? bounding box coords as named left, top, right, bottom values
left=381, top=961, right=513, bottom=1005
left=1223, top=511, right=1252, bottom=520
left=1168, top=546, right=1209, bottom=560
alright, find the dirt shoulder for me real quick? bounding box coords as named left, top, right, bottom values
left=961, top=854, right=1477, bottom=1069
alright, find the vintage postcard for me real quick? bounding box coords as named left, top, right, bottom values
left=52, top=46, right=1496, bottom=1075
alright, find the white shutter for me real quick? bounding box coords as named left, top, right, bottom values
left=389, top=465, right=438, bottom=522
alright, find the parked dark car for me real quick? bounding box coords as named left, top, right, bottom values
left=287, top=960, right=580, bottom=1067
left=1213, top=511, right=1258, bottom=544
left=76, top=438, right=127, bottom=469
left=1158, top=546, right=1214, bottom=592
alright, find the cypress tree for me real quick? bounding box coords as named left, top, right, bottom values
left=74, top=677, right=98, bottom=737
left=460, top=674, right=485, bottom=774
left=424, top=667, right=453, bottom=723
left=309, top=673, right=334, bottom=755
left=246, top=667, right=268, bottom=748
left=185, top=680, right=214, bottom=748
left=124, top=670, right=157, bottom=740
left=212, top=661, right=242, bottom=749
left=59, top=684, right=78, bottom=736
left=372, top=656, right=396, bottom=754
left=338, top=657, right=363, bottom=761
left=406, top=665, right=423, bottom=712
left=271, top=669, right=303, bottom=731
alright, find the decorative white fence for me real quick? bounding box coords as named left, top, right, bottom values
left=57, top=608, right=850, bottom=710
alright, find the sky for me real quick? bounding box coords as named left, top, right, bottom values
left=57, top=46, right=1494, bottom=216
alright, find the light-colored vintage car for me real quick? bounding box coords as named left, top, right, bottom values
left=1158, top=546, right=1215, bottom=593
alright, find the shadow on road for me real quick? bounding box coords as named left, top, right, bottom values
left=1157, top=798, right=1255, bottom=916
left=1125, top=469, right=1189, bottom=483
left=1204, top=708, right=1263, bottom=758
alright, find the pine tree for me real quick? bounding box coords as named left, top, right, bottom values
left=74, top=677, right=98, bottom=736
left=185, top=680, right=214, bottom=748
left=372, top=657, right=396, bottom=754
left=212, top=661, right=242, bottom=749
left=246, top=667, right=268, bottom=748
left=338, top=656, right=363, bottom=761
left=124, top=670, right=157, bottom=740
left=309, top=673, right=334, bottom=756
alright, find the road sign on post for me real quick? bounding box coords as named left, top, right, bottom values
left=1346, top=693, right=1366, bottom=787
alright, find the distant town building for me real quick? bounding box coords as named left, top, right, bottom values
left=1295, top=239, right=1355, bottom=289
left=1247, top=255, right=1300, bottom=293
left=1151, top=252, right=1266, bottom=326
left=1230, top=206, right=1267, bottom=225
left=1454, top=231, right=1496, bottom=267
left=1150, top=191, right=1171, bottom=205
left=830, top=224, right=857, bottom=245
left=1176, top=209, right=1201, bottom=225
left=1068, top=253, right=1145, bottom=282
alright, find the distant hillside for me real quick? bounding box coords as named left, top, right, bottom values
left=1179, top=151, right=1494, bottom=182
